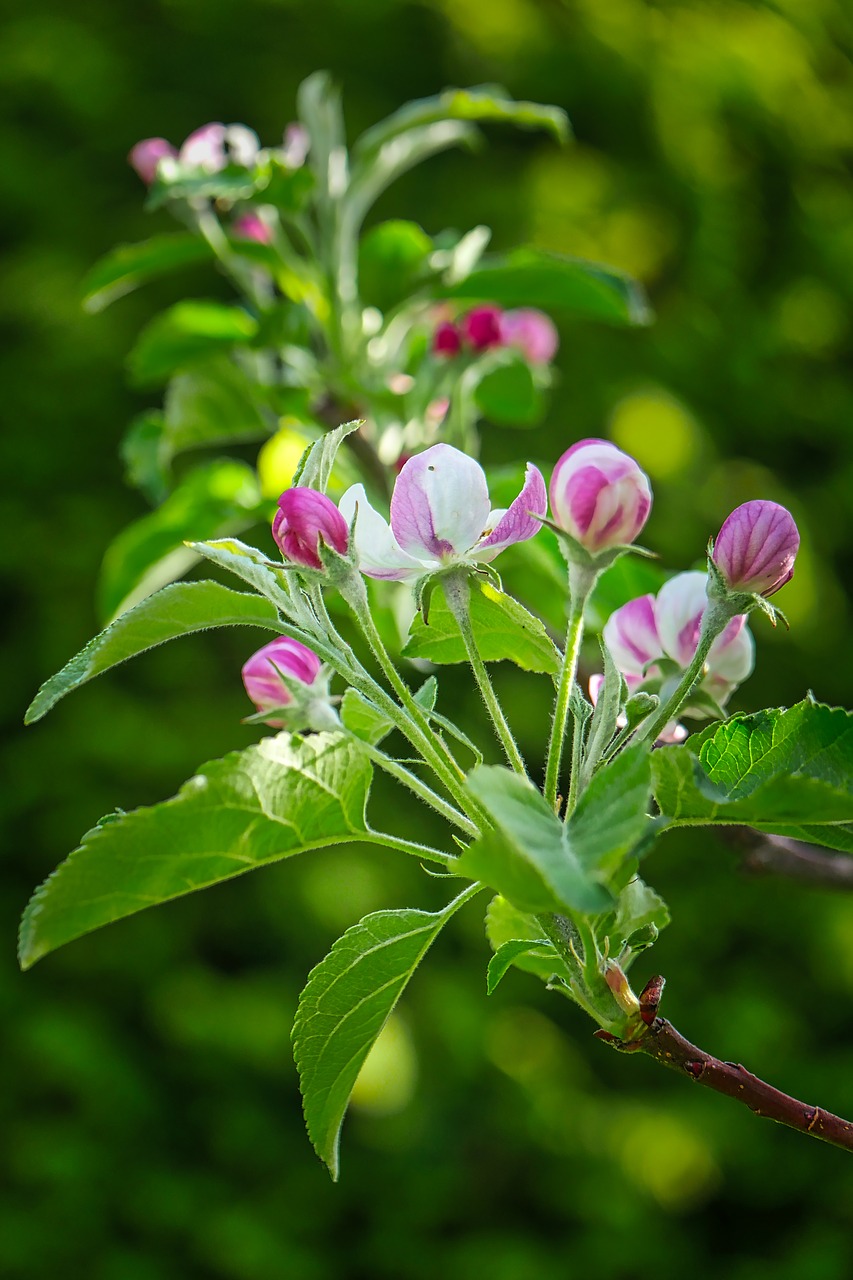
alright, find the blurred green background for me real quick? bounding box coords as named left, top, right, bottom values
left=3, top=1, right=853, bottom=1276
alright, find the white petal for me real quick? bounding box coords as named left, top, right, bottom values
left=339, top=485, right=431, bottom=581
left=390, top=444, right=491, bottom=560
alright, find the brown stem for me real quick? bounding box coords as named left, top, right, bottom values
left=738, top=831, right=853, bottom=893
left=596, top=981, right=853, bottom=1154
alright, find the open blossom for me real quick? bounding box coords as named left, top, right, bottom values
left=550, top=439, right=652, bottom=554
left=273, top=488, right=349, bottom=570
left=242, top=637, right=322, bottom=727
left=602, top=571, right=755, bottom=715
left=713, top=500, right=799, bottom=597
left=499, top=309, right=559, bottom=364
left=339, top=443, right=546, bottom=582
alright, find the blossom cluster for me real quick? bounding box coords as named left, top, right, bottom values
left=241, top=434, right=800, bottom=745
left=433, top=305, right=559, bottom=366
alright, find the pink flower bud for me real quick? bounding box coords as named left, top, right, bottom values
left=232, top=213, right=272, bottom=244
left=282, top=122, right=310, bottom=168
left=272, top=488, right=349, bottom=570
left=242, top=637, right=322, bottom=726
left=712, top=500, right=799, bottom=597
left=128, top=137, right=177, bottom=185
left=461, top=305, right=503, bottom=350
left=550, top=439, right=652, bottom=553
left=433, top=321, right=462, bottom=357
left=499, top=308, right=559, bottom=364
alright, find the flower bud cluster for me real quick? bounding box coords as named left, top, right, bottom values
left=129, top=121, right=308, bottom=187
left=433, top=306, right=559, bottom=365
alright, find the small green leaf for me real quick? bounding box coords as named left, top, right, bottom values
left=341, top=678, right=437, bottom=747
left=485, top=895, right=571, bottom=985
left=486, top=938, right=551, bottom=994
left=82, top=233, right=213, bottom=313
left=147, top=164, right=258, bottom=210
left=127, top=300, right=259, bottom=388
left=26, top=581, right=281, bottom=724
left=293, top=889, right=475, bottom=1179
left=652, top=701, right=853, bottom=835
left=19, top=734, right=372, bottom=969
left=293, top=419, right=362, bottom=492
left=582, top=639, right=627, bottom=786
left=402, top=578, right=559, bottom=674
left=435, top=248, right=650, bottom=327
left=457, top=768, right=613, bottom=914
left=596, top=877, right=670, bottom=959
left=99, top=461, right=265, bottom=621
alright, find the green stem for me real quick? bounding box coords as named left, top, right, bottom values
left=340, top=578, right=486, bottom=829
left=442, top=571, right=527, bottom=776
left=364, top=830, right=454, bottom=866
left=345, top=732, right=475, bottom=837
left=635, top=601, right=732, bottom=746
left=544, top=564, right=596, bottom=814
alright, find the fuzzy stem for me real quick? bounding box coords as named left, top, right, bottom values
left=442, top=571, right=527, bottom=776
left=544, top=564, right=595, bottom=813
left=344, top=732, right=474, bottom=837
left=635, top=600, right=732, bottom=746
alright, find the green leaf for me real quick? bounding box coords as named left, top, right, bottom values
left=459, top=748, right=652, bottom=915
left=402, top=578, right=559, bottom=674
left=99, top=461, right=265, bottom=621
left=346, top=121, right=478, bottom=233
left=297, top=71, right=347, bottom=202
left=358, top=220, right=434, bottom=311
left=341, top=678, right=437, bottom=747
left=485, top=895, right=571, bottom=985
left=26, top=580, right=282, bottom=725
left=457, top=769, right=613, bottom=914
left=82, top=234, right=213, bottom=313
left=354, top=85, right=569, bottom=160
left=293, top=889, right=474, bottom=1179
left=293, top=419, right=362, bottom=492
left=189, top=537, right=290, bottom=606
left=473, top=354, right=544, bottom=427
left=569, top=745, right=654, bottom=878
left=121, top=357, right=270, bottom=503
left=127, top=300, right=259, bottom=388
left=19, top=733, right=372, bottom=970
left=652, top=701, right=853, bottom=834
left=486, top=938, right=551, bottom=994
left=435, top=248, right=651, bottom=326
left=611, top=878, right=670, bottom=949
left=147, top=163, right=258, bottom=210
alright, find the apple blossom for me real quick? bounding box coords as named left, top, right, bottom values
left=273, top=488, right=349, bottom=570
left=550, top=439, right=652, bottom=554
left=339, top=444, right=546, bottom=582
left=233, top=213, right=272, bottom=243
left=128, top=138, right=177, bottom=185
left=241, top=637, right=323, bottom=726
left=712, top=500, right=799, bottom=597
left=461, top=306, right=503, bottom=350
left=499, top=308, right=559, bottom=364
left=433, top=322, right=462, bottom=357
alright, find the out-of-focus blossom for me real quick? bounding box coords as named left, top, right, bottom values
left=273, top=488, right=349, bottom=570
left=433, top=321, right=462, bottom=357
left=128, top=138, right=177, bottom=184
left=712, top=500, right=799, bottom=597
left=282, top=122, right=310, bottom=168
left=500, top=308, right=559, bottom=364
left=550, top=439, right=652, bottom=554
left=233, top=213, right=272, bottom=244
left=179, top=123, right=228, bottom=171
left=339, top=443, right=546, bottom=582
left=242, top=637, right=322, bottom=725
left=461, top=305, right=503, bottom=350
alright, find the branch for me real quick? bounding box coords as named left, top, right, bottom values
left=596, top=978, right=853, bottom=1154
left=737, top=831, right=853, bottom=893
